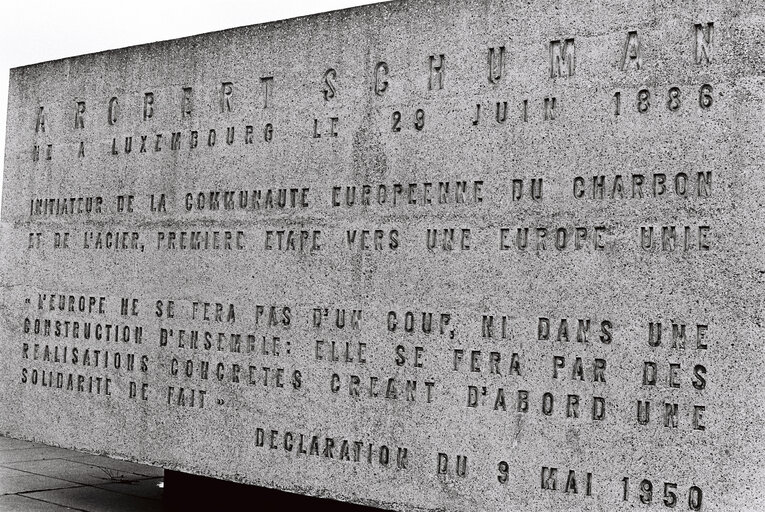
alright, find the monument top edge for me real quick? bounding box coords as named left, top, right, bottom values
left=11, top=0, right=749, bottom=75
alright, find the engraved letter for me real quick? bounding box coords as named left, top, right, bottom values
left=488, top=47, right=505, bottom=83
left=496, top=102, right=508, bottom=123
left=541, top=467, right=558, bottom=490
left=375, top=62, right=389, bottom=96
left=220, top=82, right=233, bottom=113
left=693, top=405, right=706, bottom=431
left=108, top=97, right=119, bottom=125
left=323, top=69, right=337, bottom=101
left=695, top=23, right=713, bottom=65
left=143, top=92, right=155, bottom=120
left=544, top=97, right=557, bottom=121
left=664, top=403, right=679, bottom=428
left=261, top=77, right=274, bottom=108
left=429, top=54, right=445, bottom=90
left=74, top=101, right=86, bottom=129
left=621, top=31, right=642, bottom=71
left=182, top=87, right=193, bottom=118
left=550, top=39, right=575, bottom=78
left=35, top=107, right=46, bottom=133
left=637, top=400, right=650, bottom=425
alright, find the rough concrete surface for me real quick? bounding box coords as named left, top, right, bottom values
left=1, top=0, right=764, bottom=510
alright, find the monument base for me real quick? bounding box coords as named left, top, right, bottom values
left=162, top=470, right=386, bottom=511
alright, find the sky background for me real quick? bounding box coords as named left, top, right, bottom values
left=0, top=0, right=385, bottom=192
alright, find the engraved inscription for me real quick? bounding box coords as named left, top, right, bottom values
left=35, top=106, right=46, bottom=133
left=375, top=62, right=389, bottom=96
left=488, top=47, right=505, bottom=83
left=182, top=87, right=193, bottom=118
left=220, top=82, right=234, bottom=113
left=621, top=31, right=642, bottom=70
left=429, top=54, right=445, bottom=90
left=74, top=101, right=86, bottom=129
left=143, top=92, right=155, bottom=120
left=107, top=97, right=119, bottom=125
left=695, top=22, right=713, bottom=65
left=323, top=69, right=338, bottom=101
left=550, top=38, right=575, bottom=78
left=7, top=3, right=752, bottom=509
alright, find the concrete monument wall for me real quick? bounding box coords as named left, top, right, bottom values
left=2, top=0, right=764, bottom=510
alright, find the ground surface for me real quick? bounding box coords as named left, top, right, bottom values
left=0, top=435, right=165, bottom=511
left=0, top=435, right=385, bottom=511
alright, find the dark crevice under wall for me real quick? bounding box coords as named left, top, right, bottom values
left=163, top=470, right=389, bottom=511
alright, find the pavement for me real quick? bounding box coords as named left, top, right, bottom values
left=0, top=435, right=386, bottom=511
left=0, top=435, right=166, bottom=512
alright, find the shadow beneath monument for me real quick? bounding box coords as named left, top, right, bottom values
left=162, top=470, right=390, bottom=511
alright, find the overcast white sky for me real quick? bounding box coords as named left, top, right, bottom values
left=0, top=0, right=385, bottom=187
